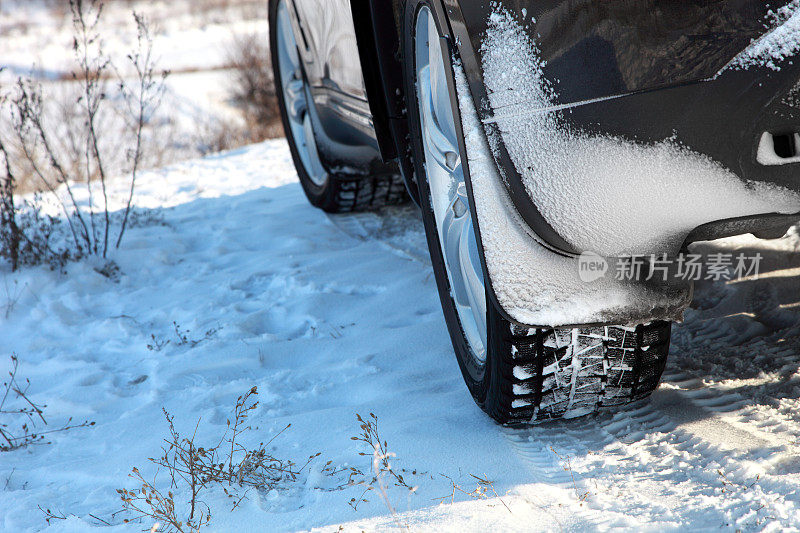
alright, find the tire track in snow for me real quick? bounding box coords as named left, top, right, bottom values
left=497, top=236, right=800, bottom=527
left=502, top=326, right=800, bottom=529
left=327, top=206, right=431, bottom=266
left=328, top=205, right=800, bottom=527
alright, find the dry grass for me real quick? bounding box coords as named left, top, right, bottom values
left=434, top=473, right=511, bottom=512
left=1, top=354, right=94, bottom=452
left=550, top=446, right=590, bottom=504
left=119, top=387, right=344, bottom=532
left=3, top=0, right=280, bottom=192
left=225, top=32, right=282, bottom=145
left=347, top=413, right=419, bottom=522
left=1, top=0, right=167, bottom=266
left=193, top=30, right=284, bottom=155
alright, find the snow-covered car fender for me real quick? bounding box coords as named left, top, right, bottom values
left=451, top=62, right=693, bottom=327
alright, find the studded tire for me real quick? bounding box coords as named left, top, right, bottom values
left=493, top=322, right=672, bottom=424
left=402, top=0, right=672, bottom=425
left=312, top=174, right=409, bottom=213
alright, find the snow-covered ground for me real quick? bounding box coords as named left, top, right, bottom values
left=1, top=139, right=800, bottom=531
left=0, top=0, right=270, bottom=179
left=4, top=2, right=800, bottom=530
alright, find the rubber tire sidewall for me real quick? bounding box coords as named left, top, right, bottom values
left=402, top=0, right=513, bottom=421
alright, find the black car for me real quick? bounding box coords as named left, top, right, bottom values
left=270, top=0, right=800, bottom=424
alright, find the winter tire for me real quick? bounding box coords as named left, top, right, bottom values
left=403, top=0, right=673, bottom=424
left=269, top=0, right=407, bottom=212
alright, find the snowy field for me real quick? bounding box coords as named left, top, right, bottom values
left=0, top=0, right=270, bottom=179
left=0, top=139, right=799, bottom=531
left=4, top=1, right=800, bottom=532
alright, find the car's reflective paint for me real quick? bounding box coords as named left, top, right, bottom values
left=291, top=0, right=368, bottom=101
left=443, top=0, right=800, bottom=250
left=285, top=0, right=381, bottom=169
left=289, top=0, right=800, bottom=251
left=456, top=0, right=778, bottom=104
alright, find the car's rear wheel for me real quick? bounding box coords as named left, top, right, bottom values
left=269, top=0, right=407, bottom=212
left=404, top=0, right=673, bottom=424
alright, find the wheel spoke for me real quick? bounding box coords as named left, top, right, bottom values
left=459, top=217, right=488, bottom=347
left=428, top=22, right=457, bottom=145
left=277, top=5, right=299, bottom=71
left=441, top=189, right=470, bottom=307
left=276, top=0, right=327, bottom=187
left=418, top=69, right=460, bottom=172
left=415, top=5, right=488, bottom=365
left=284, top=78, right=306, bottom=123
left=302, top=111, right=325, bottom=183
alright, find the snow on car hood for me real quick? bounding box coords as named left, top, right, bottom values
left=481, top=8, right=800, bottom=258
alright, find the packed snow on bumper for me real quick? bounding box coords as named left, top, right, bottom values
left=456, top=63, right=691, bottom=327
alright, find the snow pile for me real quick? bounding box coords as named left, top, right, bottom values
left=724, top=1, right=800, bottom=72
left=481, top=9, right=800, bottom=257
left=0, top=140, right=540, bottom=531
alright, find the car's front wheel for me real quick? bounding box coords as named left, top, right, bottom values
left=403, top=0, right=672, bottom=424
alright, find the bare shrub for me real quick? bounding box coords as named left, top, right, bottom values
left=193, top=117, right=251, bottom=157
left=0, top=86, right=71, bottom=271
left=114, top=10, right=169, bottom=249
left=119, top=387, right=343, bottom=532
left=0, top=115, right=21, bottom=271
left=121, top=466, right=211, bottom=533
left=226, top=33, right=282, bottom=144
left=171, top=322, right=220, bottom=348
left=1, top=354, right=94, bottom=452
left=146, top=321, right=220, bottom=352
left=348, top=413, right=418, bottom=514
left=434, top=473, right=511, bottom=512
left=3, top=0, right=167, bottom=266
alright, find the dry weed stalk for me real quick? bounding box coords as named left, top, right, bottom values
left=550, top=446, right=590, bottom=503
left=434, top=473, right=511, bottom=513
left=114, top=10, right=168, bottom=249
left=0, top=84, right=70, bottom=270
left=226, top=33, right=281, bottom=143
left=3, top=0, right=167, bottom=268
left=0, top=113, right=21, bottom=271
left=0, top=354, right=94, bottom=452
left=119, top=387, right=338, bottom=532
left=348, top=413, right=417, bottom=513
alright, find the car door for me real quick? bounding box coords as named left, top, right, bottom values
left=289, top=0, right=377, bottom=154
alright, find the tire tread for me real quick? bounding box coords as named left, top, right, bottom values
left=325, top=173, right=408, bottom=213
left=497, top=322, right=671, bottom=425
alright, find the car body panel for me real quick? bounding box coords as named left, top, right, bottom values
left=441, top=0, right=800, bottom=254
left=292, top=0, right=368, bottom=100
left=455, top=0, right=778, bottom=103
left=285, top=0, right=385, bottom=171
left=284, top=0, right=800, bottom=326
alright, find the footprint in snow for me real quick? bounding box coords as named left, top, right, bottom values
left=236, top=307, right=316, bottom=340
